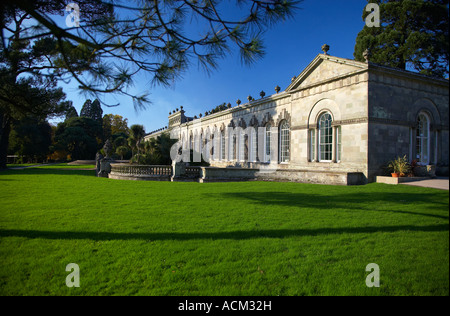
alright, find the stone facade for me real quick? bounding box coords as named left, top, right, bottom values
left=144, top=53, right=449, bottom=185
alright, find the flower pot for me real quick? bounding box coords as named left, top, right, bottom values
left=391, top=173, right=400, bottom=178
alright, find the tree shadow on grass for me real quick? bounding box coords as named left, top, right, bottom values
left=0, top=224, right=448, bottom=242
left=210, top=191, right=449, bottom=220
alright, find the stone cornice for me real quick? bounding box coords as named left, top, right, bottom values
left=291, top=117, right=449, bottom=131
left=286, top=54, right=368, bottom=92
left=368, top=63, right=449, bottom=88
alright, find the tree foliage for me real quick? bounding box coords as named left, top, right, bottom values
left=354, top=0, right=449, bottom=78
left=128, top=124, right=146, bottom=163
left=80, top=99, right=103, bottom=122
left=53, top=116, right=103, bottom=160
left=137, top=132, right=177, bottom=165
left=103, top=114, right=129, bottom=136
left=2, top=0, right=300, bottom=108
left=8, top=117, right=52, bottom=162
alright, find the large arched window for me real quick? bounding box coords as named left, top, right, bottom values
left=239, top=128, right=245, bottom=161
left=279, top=120, right=290, bottom=163
left=249, top=127, right=257, bottom=162
left=232, top=135, right=237, bottom=160
left=318, top=112, right=333, bottom=162
left=210, top=134, right=214, bottom=159
left=265, top=124, right=271, bottom=162
left=220, top=130, right=226, bottom=161
left=416, top=113, right=430, bottom=164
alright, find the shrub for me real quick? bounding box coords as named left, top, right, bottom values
left=387, top=155, right=411, bottom=175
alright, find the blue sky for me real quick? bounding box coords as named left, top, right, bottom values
left=57, top=0, right=367, bottom=132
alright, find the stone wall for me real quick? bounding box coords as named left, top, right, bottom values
left=143, top=53, right=449, bottom=184
left=367, top=65, right=449, bottom=180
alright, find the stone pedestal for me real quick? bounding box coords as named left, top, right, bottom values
left=414, top=165, right=436, bottom=178
left=171, top=161, right=187, bottom=181
left=98, top=158, right=113, bottom=178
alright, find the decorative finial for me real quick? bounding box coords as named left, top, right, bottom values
left=321, top=44, right=330, bottom=55
left=260, top=91, right=266, bottom=99
left=227, top=103, right=231, bottom=108
left=247, top=95, right=253, bottom=102
left=275, top=85, right=280, bottom=94
left=363, top=48, right=371, bottom=63
left=236, top=99, right=241, bottom=106
left=291, top=76, right=296, bottom=82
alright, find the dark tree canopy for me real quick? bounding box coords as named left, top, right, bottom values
left=8, top=117, right=52, bottom=162
left=53, top=116, right=103, bottom=160
left=65, top=104, right=78, bottom=120
left=80, top=99, right=103, bottom=122
left=354, top=0, right=449, bottom=78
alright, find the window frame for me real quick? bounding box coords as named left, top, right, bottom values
left=279, top=120, right=290, bottom=163
left=416, top=113, right=430, bottom=165
left=318, top=112, right=333, bottom=162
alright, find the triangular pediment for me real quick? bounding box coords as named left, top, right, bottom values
left=286, top=54, right=368, bottom=92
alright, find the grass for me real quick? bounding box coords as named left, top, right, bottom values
left=7, top=163, right=95, bottom=169
left=35, top=163, right=96, bottom=169
left=0, top=167, right=448, bottom=296
left=6, top=163, right=41, bottom=168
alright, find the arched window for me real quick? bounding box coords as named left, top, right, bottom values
left=279, top=120, right=290, bottom=163
left=416, top=113, right=430, bottom=164
left=220, top=130, right=226, bottom=161
left=239, top=128, right=245, bottom=161
left=249, top=127, right=257, bottom=162
left=232, top=134, right=237, bottom=160
left=318, top=112, right=333, bottom=162
left=189, top=135, right=194, bottom=151
left=265, top=124, right=271, bottom=162
left=210, top=134, right=214, bottom=159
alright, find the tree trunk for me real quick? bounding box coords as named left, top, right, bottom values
left=0, top=112, right=12, bottom=169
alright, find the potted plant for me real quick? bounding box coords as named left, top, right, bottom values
left=387, top=155, right=410, bottom=177
left=408, top=159, right=418, bottom=177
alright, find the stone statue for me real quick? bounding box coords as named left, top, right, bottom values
left=103, top=139, right=113, bottom=159
left=363, top=48, right=371, bottom=63
left=95, top=152, right=103, bottom=177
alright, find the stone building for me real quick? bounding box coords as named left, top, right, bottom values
left=144, top=50, right=449, bottom=185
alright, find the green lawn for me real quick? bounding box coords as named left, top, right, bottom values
left=35, top=163, right=96, bottom=169
left=6, top=163, right=42, bottom=168
left=0, top=167, right=448, bottom=296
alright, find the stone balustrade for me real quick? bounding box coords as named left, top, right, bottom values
left=109, top=164, right=172, bottom=181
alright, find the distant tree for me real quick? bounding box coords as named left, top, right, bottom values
left=142, top=132, right=178, bottom=165
left=53, top=117, right=102, bottom=160
left=8, top=117, right=52, bottom=163
left=0, top=76, right=71, bottom=168
left=113, top=136, right=127, bottom=148
left=65, top=104, right=78, bottom=121
left=80, top=99, right=103, bottom=122
left=103, top=114, right=130, bottom=141
left=129, top=124, right=146, bottom=164
left=79, top=100, right=92, bottom=118
left=354, top=0, right=449, bottom=78
left=116, top=146, right=129, bottom=160
left=0, top=2, right=105, bottom=168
